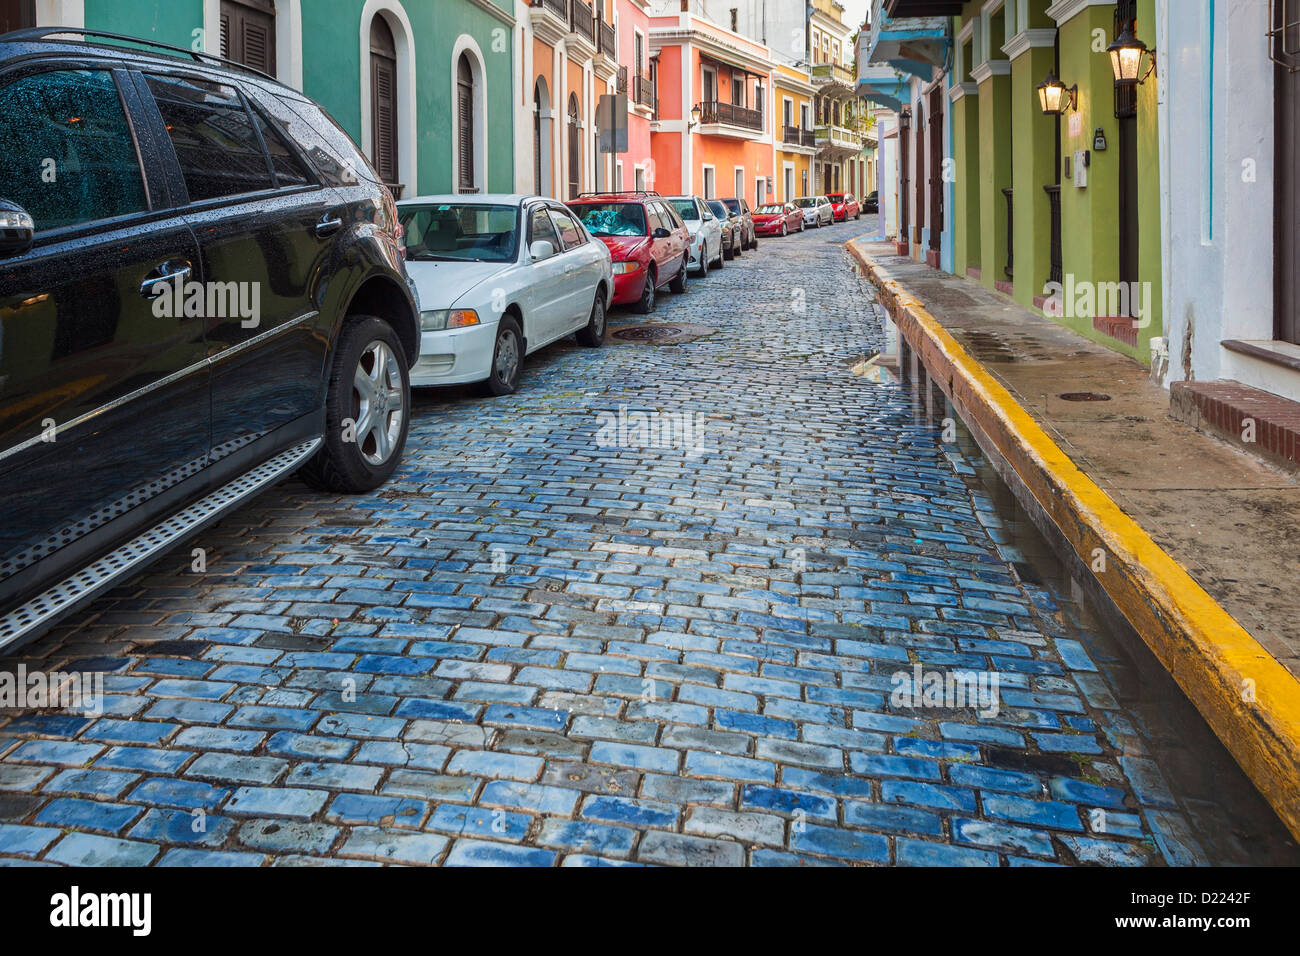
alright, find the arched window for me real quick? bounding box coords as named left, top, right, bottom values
left=534, top=82, right=543, bottom=195
left=567, top=94, right=581, bottom=199
left=533, top=77, right=553, bottom=197
left=369, top=16, right=399, bottom=191
left=457, top=54, right=476, bottom=193
left=220, top=0, right=277, bottom=76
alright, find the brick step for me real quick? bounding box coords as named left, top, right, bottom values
left=1170, top=379, right=1300, bottom=471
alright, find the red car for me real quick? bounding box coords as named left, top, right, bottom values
left=566, top=192, right=691, bottom=314
left=753, top=202, right=805, bottom=237
left=826, top=192, right=861, bottom=222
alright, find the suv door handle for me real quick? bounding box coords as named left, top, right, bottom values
left=140, top=263, right=192, bottom=299
left=315, top=215, right=343, bottom=238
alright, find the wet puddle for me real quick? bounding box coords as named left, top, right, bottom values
left=875, top=303, right=1300, bottom=865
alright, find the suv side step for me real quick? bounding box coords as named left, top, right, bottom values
left=0, top=438, right=321, bottom=655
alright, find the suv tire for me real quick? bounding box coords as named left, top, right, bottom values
left=301, top=316, right=410, bottom=493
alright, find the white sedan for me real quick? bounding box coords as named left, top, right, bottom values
left=793, top=195, right=834, bottom=227
left=666, top=195, right=724, bottom=277
left=398, top=195, right=613, bottom=395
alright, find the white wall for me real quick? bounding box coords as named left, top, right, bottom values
left=1159, top=0, right=1280, bottom=390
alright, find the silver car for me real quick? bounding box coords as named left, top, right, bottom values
left=793, top=195, right=834, bottom=227
left=399, top=195, right=613, bottom=396
left=667, top=195, right=725, bottom=277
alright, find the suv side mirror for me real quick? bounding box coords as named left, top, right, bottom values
left=0, top=199, right=35, bottom=258
left=652, top=226, right=671, bottom=239
left=529, top=239, right=556, bottom=261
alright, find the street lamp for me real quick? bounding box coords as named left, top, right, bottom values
left=1107, top=22, right=1157, bottom=86
left=1036, top=69, right=1078, bottom=115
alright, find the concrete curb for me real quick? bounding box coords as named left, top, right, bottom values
left=849, top=240, right=1300, bottom=842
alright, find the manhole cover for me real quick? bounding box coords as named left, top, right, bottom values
left=1058, top=392, right=1112, bottom=402
left=609, top=323, right=715, bottom=345
left=613, top=325, right=685, bottom=341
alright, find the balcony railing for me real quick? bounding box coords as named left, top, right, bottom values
left=698, top=100, right=762, bottom=131
left=814, top=124, right=863, bottom=149
left=811, top=62, right=856, bottom=86
left=569, top=0, right=594, bottom=42
left=530, top=0, right=566, bottom=19
left=597, top=15, right=616, bottom=56
left=782, top=124, right=816, bottom=147
left=634, top=73, right=656, bottom=112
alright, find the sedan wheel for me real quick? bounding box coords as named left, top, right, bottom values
left=669, top=255, right=689, bottom=293
left=576, top=292, right=606, bottom=347
left=781, top=223, right=787, bottom=237
left=484, top=316, right=523, bottom=396
left=635, top=268, right=657, bottom=314
left=300, top=315, right=411, bottom=493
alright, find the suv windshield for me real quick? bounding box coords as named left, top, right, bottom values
left=400, top=203, right=520, bottom=262
left=706, top=200, right=730, bottom=219
left=756, top=205, right=784, bottom=215
left=571, top=202, right=647, bottom=237
left=721, top=198, right=741, bottom=213
left=669, top=199, right=700, bottom=221
left=793, top=198, right=817, bottom=208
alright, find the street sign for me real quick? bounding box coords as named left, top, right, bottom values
left=597, top=93, right=628, bottom=154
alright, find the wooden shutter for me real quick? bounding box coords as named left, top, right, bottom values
left=458, top=56, right=475, bottom=192
left=220, top=0, right=276, bottom=77
left=370, top=17, right=399, bottom=188
left=0, top=0, right=35, bottom=34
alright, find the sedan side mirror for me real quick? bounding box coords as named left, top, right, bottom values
left=0, top=199, right=36, bottom=258
left=652, top=227, right=671, bottom=239
left=529, top=239, right=556, bottom=261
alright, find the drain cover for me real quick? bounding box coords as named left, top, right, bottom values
left=1057, top=392, right=1112, bottom=402
left=613, top=325, right=685, bottom=341
left=609, top=323, right=715, bottom=345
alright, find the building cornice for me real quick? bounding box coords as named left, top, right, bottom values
left=1045, top=0, right=1113, bottom=27
left=650, top=26, right=775, bottom=77
left=969, top=59, right=1011, bottom=83
left=1002, top=28, right=1057, bottom=60
left=467, top=0, right=515, bottom=26
left=948, top=80, right=978, bottom=101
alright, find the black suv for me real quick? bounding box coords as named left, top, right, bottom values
left=0, top=29, right=419, bottom=652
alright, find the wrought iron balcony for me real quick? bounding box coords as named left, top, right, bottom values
left=597, top=15, right=616, bottom=56
left=569, top=0, right=594, bottom=42
left=782, top=125, right=816, bottom=147
left=697, top=100, right=763, bottom=131
left=634, top=73, right=657, bottom=112
left=530, top=0, right=566, bottom=20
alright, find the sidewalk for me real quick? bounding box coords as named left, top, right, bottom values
left=848, top=239, right=1300, bottom=839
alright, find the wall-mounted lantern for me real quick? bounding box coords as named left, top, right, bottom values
left=899, top=107, right=911, bottom=131
left=1036, top=69, right=1078, bottom=115
left=688, top=104, right=702, bottom=129
left=1107, top=23, right=1157, bottom=86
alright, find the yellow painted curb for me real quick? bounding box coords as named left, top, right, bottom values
left=849, top=240, right=1300, bottom=841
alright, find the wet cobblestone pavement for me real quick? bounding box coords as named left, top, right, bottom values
left=1, top=220, right=1293, bottom=866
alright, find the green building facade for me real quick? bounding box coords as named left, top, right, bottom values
left=58, top=0, right=516, bottom=196
left=949, top=0, right=1162, bottom=363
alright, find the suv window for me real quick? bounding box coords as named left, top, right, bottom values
left=145, top=74, right=274, bottom=201
left=249, top=104, right=313, bottom=188
left=548, top=208, right=584, bottom=250
left=0, top=69, right=149, bottom=232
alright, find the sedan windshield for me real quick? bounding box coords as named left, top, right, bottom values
left=400, top=204, right=519, bottom=262
left=756, top=205, right=784, bottom=215
left=721, top=198, right=741, bottom=213
left=669, top=199, right=700, bottom=221
left=793, top=198, right=817, bottom=208
left=706, top=200, right=730, bottom=220
left=571, top=202, right=647, bottom=237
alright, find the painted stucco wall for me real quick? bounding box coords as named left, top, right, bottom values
left=1158, top=0, right=1291, bottom=397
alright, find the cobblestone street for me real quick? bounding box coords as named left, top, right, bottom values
left=0, top=222, right=1283, bottom=867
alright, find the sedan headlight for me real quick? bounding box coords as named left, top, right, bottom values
left=421, top=309, right=480, bottom=331
left=612, top=261, right=641, bottom=275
